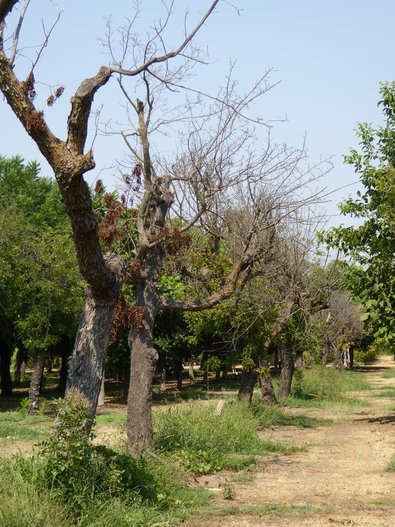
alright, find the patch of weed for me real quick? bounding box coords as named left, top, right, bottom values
left=385, top=456, right=395, bottom=472
left=153, top=400, right=300, bottom=473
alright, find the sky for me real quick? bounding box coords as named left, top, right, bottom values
left=1, top=0, right=394, bottom=227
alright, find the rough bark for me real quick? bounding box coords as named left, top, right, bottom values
left=127, top=320, right=159, bottom=457
left=66, top=265, right=123, bottom=414
left=278, top=347, right=295, bottom=398
left=259, top=370, right=277, bottom=404
left=97, top=374, right=105, bottom=406
left=28, top=349, right=46, bottom=413
left=126, top=248, right=162, bottom=457
left=237, top=370, right=258, bottom=403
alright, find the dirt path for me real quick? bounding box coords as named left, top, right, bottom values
left=189, top=356, right=395, bottom=527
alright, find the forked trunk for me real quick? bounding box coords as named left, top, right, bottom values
left=28, top=349, right=46, bottom=413
left=278, top=347, right=295, bottom=398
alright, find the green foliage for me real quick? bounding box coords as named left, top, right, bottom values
left=0, top=156, right=83, bottom=354
left=153, top=401, right=299, bottom=473
left=0, top=452, right=209, bottom=527
left=36, top=391, right=208, bottom=522
left=322, top=83, right=395, bottom=347
left=40, top=392, right=157, bottom=505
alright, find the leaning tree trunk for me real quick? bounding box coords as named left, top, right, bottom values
left=278, top=347, right=295, bottom=398
left=28, top=349, right=46, bottom=414
left=66, top=284, right=121, bottom=414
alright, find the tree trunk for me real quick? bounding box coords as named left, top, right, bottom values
left=0, top=337, right=13, bottom=397
left=259, top=370, right=277, bottom=404
left=58, top=337, right=73, bottom=393
left=123, top=361, right=130, bottom=401
left=237, top=369, right=258, bottom=403
left=97, top=373, right=105, bottom=406
left=189, top=360, right=195, bottom=385
left=278, top=347, right=295, bottom=398
left=28, top=349, right=46, bottom=414
left=332, top=344, right=343, bottom=370
left=126, top=250, right=162, bottom=457
left=66, top=284, right=121, bottom=414
left=160, top=367, right=167, bottom=392
left=127, top=325, right=158, bottom=457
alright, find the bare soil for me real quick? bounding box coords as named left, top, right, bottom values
left=188, top=355, right=395, bottom=527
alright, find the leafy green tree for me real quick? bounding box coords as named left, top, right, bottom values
left=323, top=83, right=395, bottom=350
left=0, top=156, right=83, bottom=406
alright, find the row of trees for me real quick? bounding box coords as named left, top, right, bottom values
left=0, top=1, right=391, bottom=456
left=0, top=155, right=366, bottom=406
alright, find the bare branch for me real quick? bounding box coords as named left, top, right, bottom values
left=8, top=0, right=30, bottom=66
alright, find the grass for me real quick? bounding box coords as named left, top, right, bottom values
left=153, top=400, right=301, bottom=473
left=372, top=388, right=395, bottom=398
left=0, top=411, right=50, bottom=442
left=380, top=371, right=395, bottom=379
left=291, top=366, right=371, bottom=400
left=385, top=456, right=395, bottom=472
left=0, top=453, right=210, bottom=527
left=250, top=400, right=332, bottom=427
left=207, top=502, right=318, bottom=517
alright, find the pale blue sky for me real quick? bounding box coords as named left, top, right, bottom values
left=1, top=1, right=393, bottom=226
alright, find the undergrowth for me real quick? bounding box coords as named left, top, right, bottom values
left=153, top=400, right=300, bottom=473
left=290, top=366, right=371, bottom=401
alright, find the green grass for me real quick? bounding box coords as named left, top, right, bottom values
left=373, top=389, right=395, bottom=398
left=0, top=411, right=50, bottom=442
left=153, top=401, right=301, bottom=473
left=285, top=395, right=366, bottom=410
left=385, top=456, right=395, bottom=472
left=0, top=451, right=210, bottom=527
left=290, top=366, right=371, bottom=401
left=96, top=413, right=126, bottom=425
left=380, top=371, right=395, bottom=379
left=250, top=400, right=332, bottom=428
